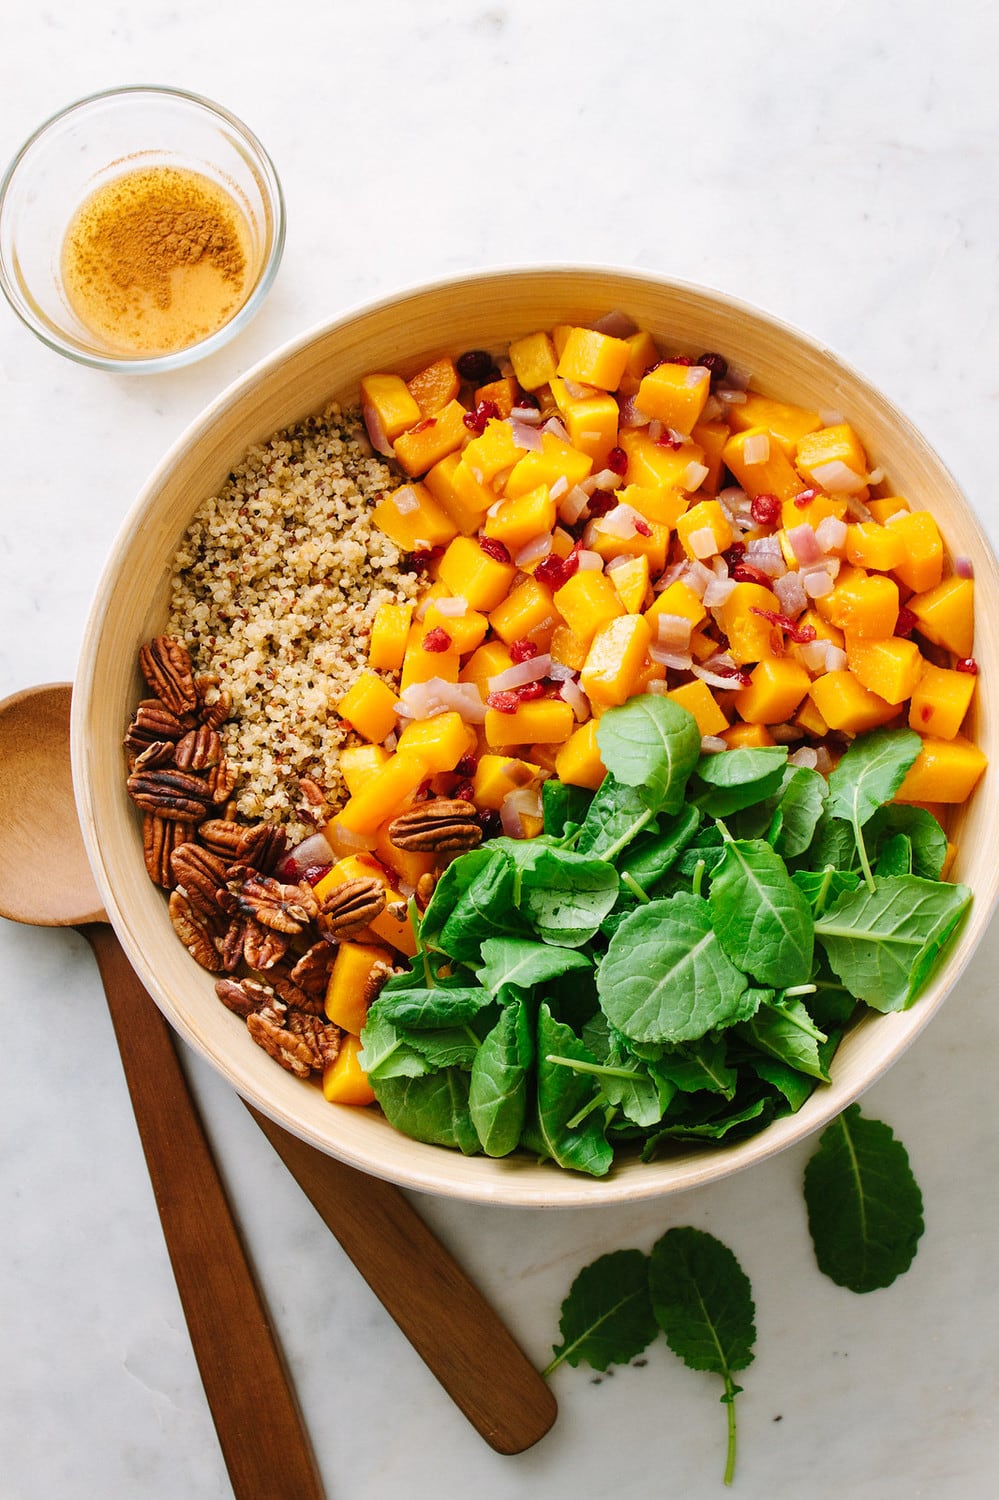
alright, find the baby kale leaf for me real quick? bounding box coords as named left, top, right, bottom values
left=596, top=695, right=701, bottom=815
left=544, top=1248, right=658, bottom=1375
left=708, top=831, right=814, bottom=988
left=690, top=745, right=789, bottom=817
left=469, top=996, right=534, bottom=1157
left=825, top=728, right=922, bottom=888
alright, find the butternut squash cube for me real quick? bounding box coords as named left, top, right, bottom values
left=333, top=752, right=430, bottom=837
left=420, top=602, right=489, bottom=656
left=315, top=852, right=416, bottom=956
left=557, top=327, right=631, bottom=390
left=907, top=662, right=977, bottom=740
left=725, top=392, right=822, bottom=456
left=644, top=578, right=708, bottom=633
left=508, top=330, right=558, bottom=392
left=553, top=569, right=624, bottom=642
left=794, top=697, right=829, bottom=738
left=483, top=484, right=557, bottom=553
left=392, top=399, right=470, bottom=477
left=620, top=482, right=689, bottom=530
left=667, top=679, right=729, bottom=737
left=461, top=416, right=525, bottom=484
left=360, top=373, right=422, bottom=442
left=723, top=426, right=804, bottom=502
left=406, top=357, right=460, bottom=418
left=794, top=423, right=869, bottom=494
left=715, top=582, right=783, bottom=665
left=845, top=636, right=925, bottom=706
left=867, top=496, right=910, bottom=524
left=580, top=614, right=653, bottom=707
left=555, top=719, right=606, bottom=790
left=586, top=516, right=670, bottom=573
left=562, top=392, right=620, bottom=466
left=820, top=571, right=899, bottom=639
left=549, top=623, right=590, bottom=673
left=488, top=575, right=558, bottom=647
left=325, top=941, right=394, bottom=1034
left=371, top=482, right=458, bottom=552
left=689, top=419, right=729, bottom=494
left=400, top=638, right=460, bottom=690
left=676, top=498, right=735, bottom=561
left=484, top=698, right=575, bottom=747
left=396, top=711, right=478, bottom=772
left=617, top=429, right=706, bottom=490
left=423, top=453, right=492, bottom=534
left=608, top=554, right=651, bottom=614
left=845, top=521, right=906, bottom=573
left=807, top=670, right=897, bottom=735
left=885, top=510, right=945, bottom=594
left=732, top=657, right=812, bottom=725
left=473, top=753, right=545, bottom=809
left=336, top=671, right=399, bottom=744
left=322, top=1035, right=377, bottom=1107
left=906, top=576, right=974, bottom=658
left=368, top=602, right=414, bottom=671
left=503, top=431, right=593, bottom=498
left=720, top=721, right=776, bottom=749
left=459, top=639, right=514, bottom=691
left=619, top=329, right=660, bottom=393
left=339, top=743, right=391, bottom=797
left=438, top=535, right=517, bottom=612
left=474, top=377, right=519, bottom=418
left=636, top=362, right=711, bottom=435
left=895, top=734, right=988, bottom=804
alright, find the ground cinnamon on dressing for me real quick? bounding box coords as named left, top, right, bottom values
left=61, top=164, right=255, bottom=356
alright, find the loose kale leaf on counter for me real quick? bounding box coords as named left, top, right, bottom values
left=544, top=1248, right=659, bottom=1375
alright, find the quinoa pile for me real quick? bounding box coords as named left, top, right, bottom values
left=168, top=404, right=419, bottom=833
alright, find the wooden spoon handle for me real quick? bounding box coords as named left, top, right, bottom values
left=83, top=924, right=325, bottom=1500
left=246, top=1105, right=558, bottom=1455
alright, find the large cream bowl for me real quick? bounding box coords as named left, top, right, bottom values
left=73, top=266, right=999, bottom=1207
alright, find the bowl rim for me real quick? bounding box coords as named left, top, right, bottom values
left=72, top=262, right=999, bottom=1206
left=0, top=83, right=286, bottom=374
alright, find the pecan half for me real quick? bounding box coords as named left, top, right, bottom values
left=139, top=636, right=199, bottom=717
left=207, top=758, right=238, bottom=805
left=286, top=1011, right=342, bottom=1069
left=317, top=877, right=386, bottom=940
left=198, top=817, right=247, bottom=856
left=131, top=739, right=181, bottom=772
left=235, top=874, right=317, bottom=934
left=142, top=814, right=196, bottom=888
left=290, top=941, right=336, bottom=1000
left=262, top=961, right=320, bottom=1014
left=236, top=822, right=288, bottom=874
left=242, top=916, right=290, bottom=970
left=127, top=766, right=213, bottom=821
left=124, top=699, right=191, bottom=753
left=387, top=797, right=483, bottom=853
left=246, top=1008, right=315, bottom=1077
left=170, top=842, right=231, bottom=915
left=214, top=975, right=282, bottom=1019
left=174, top=724, right=222, bottom=771
left=168, top=890, right=224, bottom=972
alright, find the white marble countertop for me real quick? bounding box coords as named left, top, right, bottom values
left=2, top=3, right=998, bottom=1496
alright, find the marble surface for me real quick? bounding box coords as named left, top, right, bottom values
left=2, top=3, right=998, bottom=1496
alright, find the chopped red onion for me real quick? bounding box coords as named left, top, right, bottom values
left=682, top=559, right=715, bottom=598
left=395, top=678, right=486, bottom=723
left=686, top=365, right=710, bottom=387
left=576, top=549, right=604, bottom=572
left=745, top=536, right=787, bottom=577
left=656, top=613, right=693, bottom=649
left=593, top=503, right=642, bottom=539
left=488, top=654, right=552, bottom=692
left=393, top=486, right=420, bottom=515
left=650, top=644, right=693, bottom=670
left=558, top=483, right=590, bottom=524
left=549, top=474, right=569, bottom=501
left=592, top=309, right=639, bottom=339
left=691, top=664, right=745, bottom=692
left=700, top=735, right=729, bottom=754
left=809, top=459, right=865, bottom=494
left=789, top=746, right=819, bottom=769
left=716, top=388, right=748, bottom=405
left=500, top=786, right=544, bottom=837
left=510, top=419, right=544, bottom=452
left=788, top=523, right=823, bottom=566
left=844, top=493, right=874, bottom=522
left=562, top=377, right=593, bottom=400
left=618, top=393, right=651, bottom=427
left=867, top=466, right=885, bottom=484
left=955, top=555, right=974, bottom=579
left=796, top=639, right=829, bottom=673
left=683, top=460, right=710, bottom=491
left=701, top=394, right=724, bottom=422
left=819, top=408, right=845, bottom=426
left=548, top=661, right=576, bottom=682
left=654, top=559, right=689, bottom=593
left=814, top=746, right=834, bottom=776
left=801, top=565, right=835, bottom=599
left=824, top=643, right=848, bottom=673
left=433, top=594, right=469, bottom=618
left=542, top=416, right=570, bottom=443
left=687, top=525, right=719, bottom=560
left=722, top=363, right=751, bottom=390
left=362, top=400, right=394, bottom=457
left=559, top=676, right=591, bottom=721
left=279, top=831, right=336, bottom=880
left=742, top=431, right=770, bottom=466
left=703, top=575, right=738, bottom=608
left=647, top=419, right=664, bottom=441
left=815, top=515, right=848, bottom=553
left=511, top=404, right=543, bottom=425
left=514, top=533, right=552, bottom=568
left=585, top=467, right=625, bottom=493
left=774, top=569, right=808, bottom=617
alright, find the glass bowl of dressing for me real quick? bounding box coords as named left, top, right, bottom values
left=0, top=85, right=285, bottom=372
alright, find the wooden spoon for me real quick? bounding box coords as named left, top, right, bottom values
left=0, top=682, right=557, bottom=1460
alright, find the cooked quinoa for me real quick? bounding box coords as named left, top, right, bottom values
left=168, top=404, right=419, bottom=832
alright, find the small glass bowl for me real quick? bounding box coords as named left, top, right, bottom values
left=0, top=85, right=285, bottom=372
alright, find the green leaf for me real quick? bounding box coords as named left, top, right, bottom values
left=542, top=777, right=595, bottom=837
left=544, top=1249, right=658, bottom=1375
left=737, top=993, right=830, bottom=1082
left=814, top=875, right=972, bottom=1011
left=825, top=728, right=922, bottom=889
left=421, top=846, right=524, bottom=961
left=469, top=997, right=534, bottom=1157
left=651, top=1035, right=737, bottom=1097
left=691, top=746, right=788, bottom=817
left=371, top=1069, right=479, bottom=1153
left=534, top=1004, right=614, bottom=1176
left=791, top=866, right=861, bottom=917
left=596, top=694, right=701, bottom=814
left=866, top=803, right=948, bottom=880
left=358, top=1008, right=430, bottom=1079
left=803, top=1104, right=925, bottom=1292
left=475, top=936, right=591, bottom=994
left=649, top=1226, right=756, bottom=1486
left=597, top=892, right=752, bottom=1044
left=576, top=774, right=657, bottom=861
left=516, top=845, right=620, bottom=947
left=371, top=985, right=493, bottom=1030
left=708, top=834, right=814, bottom=988
left=768, top=764, right=828, bottom=859
left=615, top=803, right=702, bottom=893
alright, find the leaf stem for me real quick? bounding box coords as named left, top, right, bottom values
left=855, top=824, right=876, bottom=893
left=692, top=858, right=707, bottom=898
left=545, top=1053, right=646, bottom=1082
left=621, top=870, right=651, bottom=904
left=723, top=1375, right=738, bottom=1486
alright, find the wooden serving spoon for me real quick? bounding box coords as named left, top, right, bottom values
left=0, top=683, right=557, bottom=1463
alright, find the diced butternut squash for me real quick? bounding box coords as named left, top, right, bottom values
left=779, top=491, right=848, bottom=532
left=723, top=426, right=804, bottom=502
left=503, top=430, right=593, bottom=497
left=715, top=582, right=783, bottom=664
left=794, top=697, right=829, bottom=738
left=483, top=484, right=557, bottom=553
left=732, top=657, right=812, bottom=725
left=508, top=329, right=558, bottom=391
left=619, top=482, right=689, bottom=530
left=322, top=1035, right=377, bottom=1106
left=561, top=391, right=620, bottom=466
left=459, top=639, right=515, bottom=691
left=794, top=423, right=869, bottom=494
left=895, top=735, right=988, bottom=803
left=368, top=602, right=414, bottom=671
left=371, top=482, right=458, bottom=552
left=339, top=743, right=390, bottom=797
left=420, top=602, right=489, bottom=656
left=819, top=571, right=899, bottom=639
left=333, top=752, right=430, bottom=836
left=676, top=498, right=734, bottom=561
left=720, top=721, right=776, bottom=749
left=315, top=853, right=417, bottom=956
left=725, top=392, right=822, bottom=455
left=336, top=671, right=399, bottom=743
left=484, top=697, right=575, bottom=747
left=867, top=495, right=909, bottom=524
left=406, top=357, right=460, bottom=418
left=553, top=569, right=624, bottom=642
left=845, top=636, right=925, bottom=706
left=437, top=535, right=517, bottom=612
left=474, top=376, right=518, bottom=418
left=618, top=329, right=660, bottom=394
left=549, top=623, right=590, bottom=672
left=885, top=510, right=945, bottom=593
left=473, top=753, right=545, bottom=809
left=844, top=521, right=906, bottom=573
left=636, top=361, right=711, bottom=435
left=617, top=429, right=706, bottom=491
left=807, top=670, right=898, bottom=735
left=644, top=578, right=708, bottom=633
left=555, top=719, right=606, bottom=790
left=325, top=941, right=394, bottom=1034
left=392, top=400, right=470, bottom=477
left=461, top=416, right=526, bottom=483
left=586, top=515, right=669, bottom=573
left=422, top=453, right=492, bottom=534
left=488, top=575, right=558, bottom=647
left=907, top=662, right=977, bottom=740
left=556, top=327, right=631, bottom=390
left=360, top=373, right=421, bottom=442
left=689, top=420, right=729, bottom=494
left=667, top=679, right=729, bottom=737
left=396, top=711, right=477, bottom=772
left=580, top=614, right=654, bottom=707
left=608, top=554, right=650, bottom=614
left=400, top=637, right=460, bottom=690
left=906, top=575, right=974, bottom=658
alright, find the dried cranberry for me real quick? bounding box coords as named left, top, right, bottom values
left=668, top=354, right=693, bottom=366
left=633, top=515, right=652, bottom=537
left=895, top=606, right=918, bottom=638
left=454, top=753, right=478, bottom=777
left=731, top=562, right=772, bottom=587
left=514, top=390, right=540, bottom=409
left=302, top=862, right=334, bottom=886
left=422, top=626, right=453, bottom=653
left=750, top=493, right=781, bottom=527
left=510, top=638, right=539, bottom=663
left=655, top=430, right=682, bottom=450
left=698, top=352, right=728, bottom=383
left=456, top=349, right=498, bottom=384
left=722, top=541, right=747, bottom=568
left=400, top=545, right=443, bottom=574
left=750, top=606, right=816, bottom=644
left=793, top=488, right=820, bottom=508
left=453, top=779, right=476, bottom=803
left=535, top=554, right=568, bottom=590
left=515, top=680, right=546, bottom=702
left=479, top=809, right=503, bottom=840
left=920, top=705, right=933, bottom=723
left=643, top=357, right=666, bottom=375
left=586, top=490, right=616, bottom=518
left=487, top=689, right=521, bottom=713
left=956, top=657, right=979, bottom=675
left=478, top=535, right=512, bottom=564
left=607, top=446, right=628, bottom=476
left=463, top=398, right=501, bottom=435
